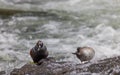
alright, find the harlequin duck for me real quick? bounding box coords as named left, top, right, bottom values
left=30, top=40, right=48, bottom=65
left=72, top=47, right=95, bottom=63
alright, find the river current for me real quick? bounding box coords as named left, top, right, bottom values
left=0, top=0, right=120, bottom=74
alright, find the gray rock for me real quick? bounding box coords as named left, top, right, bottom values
left=0, top=71, right=5, bottom=75
left=10, top=56, right=120, bottom=75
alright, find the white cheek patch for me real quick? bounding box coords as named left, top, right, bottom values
left=37, top=47, right=41, bottom=51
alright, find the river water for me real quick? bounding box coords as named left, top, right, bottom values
left=0, top=0, right=120, bottom=74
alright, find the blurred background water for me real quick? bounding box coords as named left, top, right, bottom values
left=0, top=0, right=120, bottom=74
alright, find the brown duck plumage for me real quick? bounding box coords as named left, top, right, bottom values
left=73, top=47, right=95, bottom=62
left=30, top=40, right=48, bottom=64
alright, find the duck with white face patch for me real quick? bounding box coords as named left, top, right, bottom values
left=30, top=40, right=48, bottom=65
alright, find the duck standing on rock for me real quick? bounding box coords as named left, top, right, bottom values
left=72, top=47, right=95, bottom=63
left=30, top=40, right=48, bottom=65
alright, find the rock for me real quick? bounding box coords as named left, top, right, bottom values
left=0, top=8, right=58, bottom=17
left=0, top=71, right=6, bottom=75
left=10, top=56, right=120, bottom=75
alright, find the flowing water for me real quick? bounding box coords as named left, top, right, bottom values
left=0, top=0, right=120, bottom=74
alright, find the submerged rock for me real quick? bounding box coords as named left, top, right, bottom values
left=10, top=56, right=120, bottom=75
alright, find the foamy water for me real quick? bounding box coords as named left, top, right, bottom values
left=0, top=0, right=120, bottom=74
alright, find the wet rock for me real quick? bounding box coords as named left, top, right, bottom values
left=101, top=66, right=120, bottom=75
left=0, top=71, right=6, bottom=75
left=10, top=56, right=120, bottom=75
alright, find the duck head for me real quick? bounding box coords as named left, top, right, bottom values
left=35, top=40, right=44, bottom=51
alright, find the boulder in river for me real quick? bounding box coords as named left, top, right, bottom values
left=10, top=56, right=120, bottom=75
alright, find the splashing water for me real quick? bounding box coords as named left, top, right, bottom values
left=0, top=0, right=120, bottom=74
